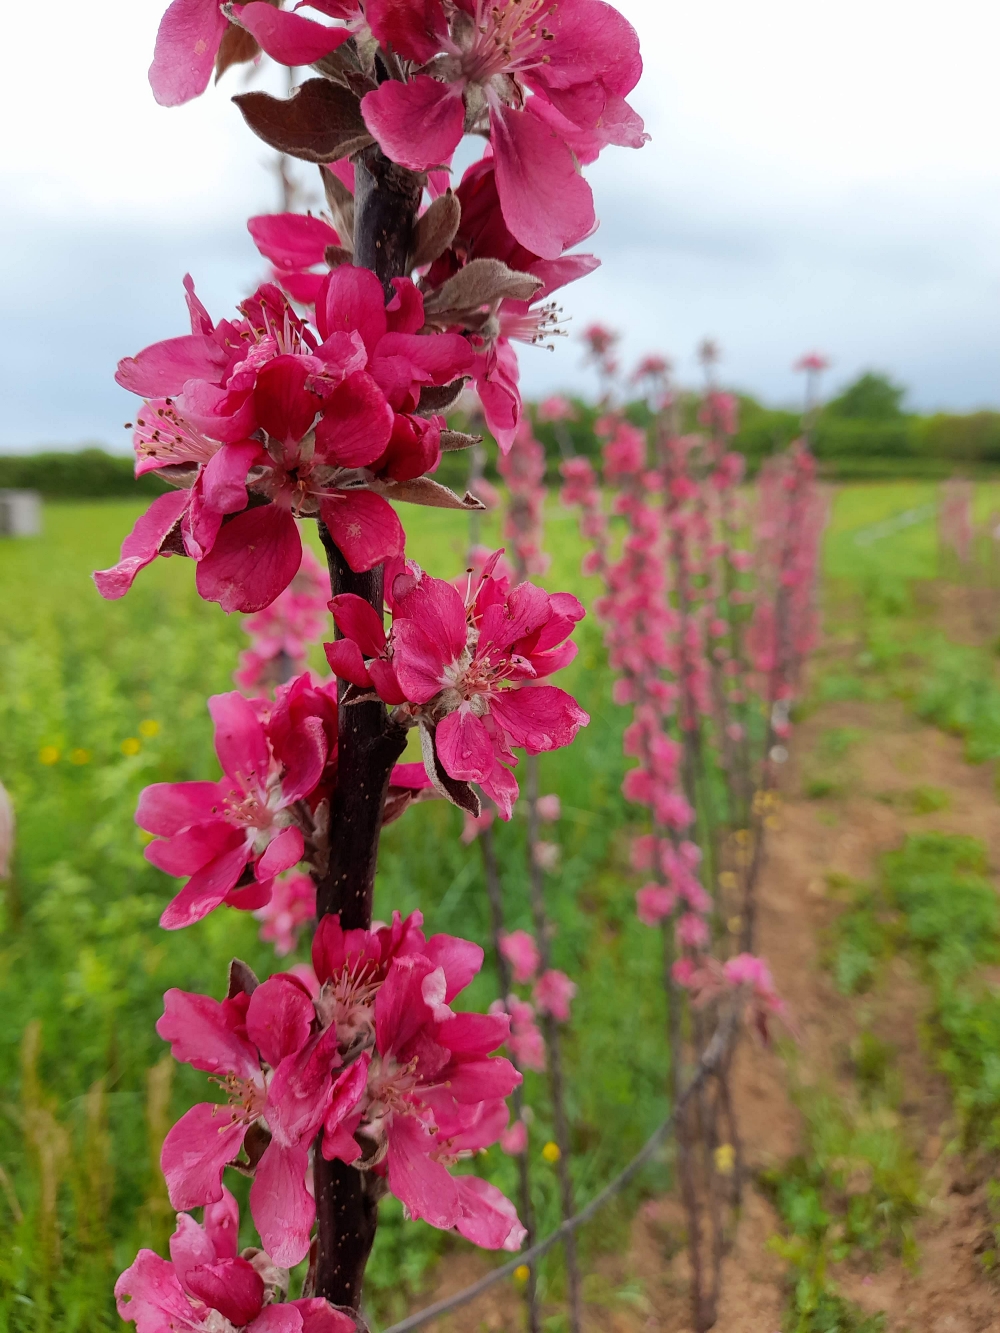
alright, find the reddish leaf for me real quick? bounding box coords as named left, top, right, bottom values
left=233, top=79, right=371, bottom=163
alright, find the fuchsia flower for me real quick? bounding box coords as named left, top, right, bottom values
left=532, top=968, right=576, bottom=1022
left=137, top=683, right=336, bottom=930
left=535, top=793, right=561, bottom=821
left=148, top=0, right=353, bottom=108
left=492, top=996, right=546, bottom=1071
left=326, top=551, right=588, bottom=816
left=635, top=883, right=675, bottom=927
left=97, top=273, right=474, bottom=612
left=157, top=974, right=341, bottom=1266
left=256, top=872, right=317, bottom=956
left=116, top=1188, right=350, bottom=1333
left=426, top=157, right=598, bottom=450
left=537, top=396, right=575, bottom=424
left=157, top=911, right=525, bottom=1264
left=329, top=953, right=525, bottom=1249
left=499, top=930, right=540, bottom=984
left=360, top=0, right=645, bottom=259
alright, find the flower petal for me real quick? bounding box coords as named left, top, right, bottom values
left=361, top=77, right=464, bottom=173
left=385, top=1114, right=460, bottom=1230
left=246, top=973, right=315, bottom=1069
left=156, top=988, right=261, bottom=1080
left=185, top=1257, right=264, bottom=1327
left=248, top=213, right=341, bottom=271
left=250, top=1141, right=315, bottom=1268
left=148, top=0, right=228, bottom=107
left=159, top=837, right=253, bottom=930
left=314, top=371, right=394, bottom=468
left=319, top=491, right=404, bottom=574
left=136, top=781, right=224, bottom=837
left=233, top=2, right=353, bottom=64
left=454, top=1175, right=526, bottom=1251
left=116, top=334, right=229, bottom=398
left=93, top=490, right=190, bottom=600
left=435, top=708, right=494, bottom=783
left=161, top=1103, right=247, bottom=1211
left=490, top=101, right=595, bottom=260
left=196, top=505, right=302, bottom=614
left=256, top=825, right=305, bottom=882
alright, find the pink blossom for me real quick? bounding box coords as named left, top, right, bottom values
left=148, top=0, right=351, bottom=107
left=499, top=930, right=540, bottom=984
left=330, top=955, right=525, bottom=1249
left=794, top=352, right=830, bottom=373
left=500, top=1119, right=528, bottom=1155
left=256, top=872, right=317, bottom=957
left=116, top=1186, right=351, bottom=1333
left=425, top=159, right=598, bottom=448
left=461, top=808, right=496, bottom=844
left=326, top=552, right=588, bottom=817
left=537, top=396, right=575, bottom=423
left=532, top=840, right=561, bottom=871
left=535, top=793, right=561, bottom=822
left=156, top=975, right=340, bottom=1267
left=492, top=996, right=546, bottom=1071
left=532, top=969, right=576, bottom=1022
left=635, top=883, right=675, bottom=927
left=675, top=912, right=710, bottom=950
left=360, top=0, right=646, bottom=258
left=137, top=681, right=337, bottom=929
left=98, top=275, right=473, bottom=612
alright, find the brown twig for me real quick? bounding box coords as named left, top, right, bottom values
left=309, top=145, right=420, bottom=1311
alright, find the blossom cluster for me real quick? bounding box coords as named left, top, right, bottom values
left=156, top=912, right=525, bottom=1269
left=116, top=1188, right=353, bottom=1333
left=325, top=550, right=588, bottom=817
left=559, top=350, right=814, bottom=1006
left=149, top=0, right=646, bottom=262
left=107, top=0, right=638, bottom=1313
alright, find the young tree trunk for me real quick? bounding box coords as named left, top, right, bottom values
left=311, top=144, right=422, bottom=1310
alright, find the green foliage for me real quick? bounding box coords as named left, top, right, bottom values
left=0, top=450, right=167, bottom=499
left=762, top=1070, right=917, bottom=1333
left=824, top=374, right=906, bottom=423
left=828, top=882, right=893, bottom=997
left=879, top=835, right=1000, bottom=1150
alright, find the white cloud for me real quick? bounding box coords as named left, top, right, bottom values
left=1, top=0, right=997, bottom=448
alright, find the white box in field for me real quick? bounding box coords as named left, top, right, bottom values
left=0, top=489, right=42, bottom=537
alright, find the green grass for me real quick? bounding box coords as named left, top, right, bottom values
left=0, top=499, right=674, bottom=1328
left=7, top=480, right=1000, bottom=1329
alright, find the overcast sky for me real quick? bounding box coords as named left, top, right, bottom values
left=1, top=0, right=998, bottom=451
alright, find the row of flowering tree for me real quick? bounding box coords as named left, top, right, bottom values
left=97, top=0, right=648, bottom=1328
left=548, top=331, right=825, bottom=1330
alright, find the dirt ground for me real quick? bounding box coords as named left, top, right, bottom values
left=407, top=696, right=1000, bottom=1333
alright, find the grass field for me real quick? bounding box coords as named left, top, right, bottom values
left=2, top=483, right=1000, bottom=1330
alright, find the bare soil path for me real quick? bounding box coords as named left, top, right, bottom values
left=406, top=697, right=1000, bottom=1333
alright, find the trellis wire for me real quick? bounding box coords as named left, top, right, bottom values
left=379, top=1006, right=741, bottom=1333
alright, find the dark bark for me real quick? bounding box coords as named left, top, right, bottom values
left=312, top=531, right=407, bottom=931
left=310, top=144, right=420, bottom=1310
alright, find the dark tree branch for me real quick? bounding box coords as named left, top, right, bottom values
left=311, top=144, right=421, bottom=1310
